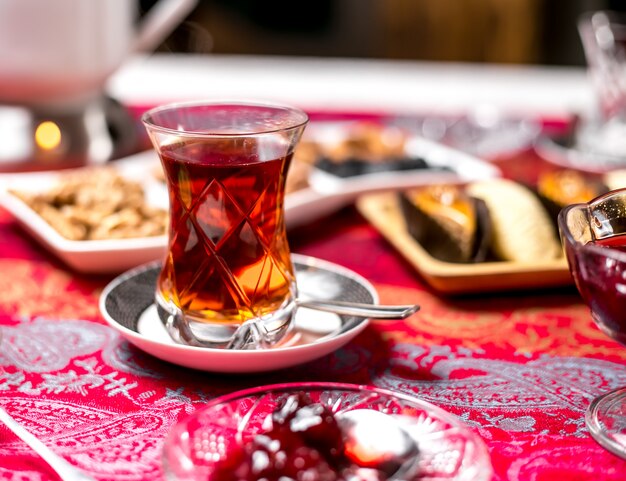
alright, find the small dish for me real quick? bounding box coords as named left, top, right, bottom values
left=357, top=193, right=571, bottom=294
left=284, top=186, right=350, bottom=229
left=162, top=382, right=493, bottom=481
left=0, top=149, right=168, bottom=273
left=308, top=135, right=501, bottom=197
left=0, top=150, right=334, bottom=272
left=99, top=254, right=378, bottom=373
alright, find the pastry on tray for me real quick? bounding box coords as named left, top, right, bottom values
left=399, top=185, right=491, bottom=263
left=467, top=179, right=562, bottom=262
left=399, top=177, right=574, bottom=264
left=536, top=169, right=607, bottom=222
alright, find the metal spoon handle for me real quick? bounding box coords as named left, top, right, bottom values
left=0, top=407, right=96, bottom=481
left=297, top=299, right=420, bottom=319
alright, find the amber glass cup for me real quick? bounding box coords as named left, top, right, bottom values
left=559, top=188, right=626, bottom=459
left=143, top=101, right=308, bottom=349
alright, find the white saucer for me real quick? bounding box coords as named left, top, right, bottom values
left=99, top=254, right=378, bottom=373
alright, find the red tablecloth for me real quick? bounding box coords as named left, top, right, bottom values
left=0, top=137, right=625, bottom=480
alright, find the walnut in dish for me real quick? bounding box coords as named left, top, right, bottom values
left=11, top=168, right=167, bottom=241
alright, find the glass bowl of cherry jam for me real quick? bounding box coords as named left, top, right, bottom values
left=559, top=188, right=626, bottom=459
left=162, top=382, right=492, bottom=481
left=559, top=188, right=626, bottom=345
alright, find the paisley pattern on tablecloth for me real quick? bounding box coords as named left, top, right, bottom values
left=376, top=285, right=626, bottom=359
left=373, top=343, right=626, bottom=438
left=0, top=317, right=624, bottom=479
left=0, top=319, right=114, bottom=373
left=0, top=320, right=194, bottom=479
left=0, top=395, right=191, bottom=479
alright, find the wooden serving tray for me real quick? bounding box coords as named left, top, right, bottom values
left=356, top=193, right=572, bottom=294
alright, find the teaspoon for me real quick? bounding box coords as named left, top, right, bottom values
left=224, top=300, right=420, bottom=349
left=0, top=407, right=96, bottom=481
left=225, top=300, right=419, bottom=349
left=296, top=299, right=420, bottom=319
left=338, top=409, right=420, bottom=479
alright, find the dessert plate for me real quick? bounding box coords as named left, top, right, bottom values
left=0, top=150, right=168, bottom=273
left=307, top=135, right=501, bottom=196
left=163, top=382, right=493, bottom=481
left=99, top=254, right=380, bottom=373
left=357, top=193, right=571, bottom=294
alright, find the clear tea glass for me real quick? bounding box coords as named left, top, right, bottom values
left=143, top=101, right=308, bottom=349
left=558, top=189, right=626, bottom=459
left=577, top=10, right=626, bottom=163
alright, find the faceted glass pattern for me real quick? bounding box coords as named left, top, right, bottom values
left=143, top=102, right=308, bottom=348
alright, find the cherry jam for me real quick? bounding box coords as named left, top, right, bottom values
left=573, top=234, right=626, bottom=345
left=210, top=394, right=389, bottom=481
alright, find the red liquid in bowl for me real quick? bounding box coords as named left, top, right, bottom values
left=573, top=234, right=626, bottom=345
left=594, top=236, right=626, bottom=251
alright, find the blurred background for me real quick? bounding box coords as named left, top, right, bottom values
left=141, top=0, right=625, bottom=66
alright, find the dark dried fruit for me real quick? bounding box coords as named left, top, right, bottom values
left=400, top=185, right=491, bottom=263
left=316, top=155, right=437, bottom=178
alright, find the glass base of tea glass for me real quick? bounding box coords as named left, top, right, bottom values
left=155, top=296, right=296, bottom=350
left=586, top=387, right=626, bottom=460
